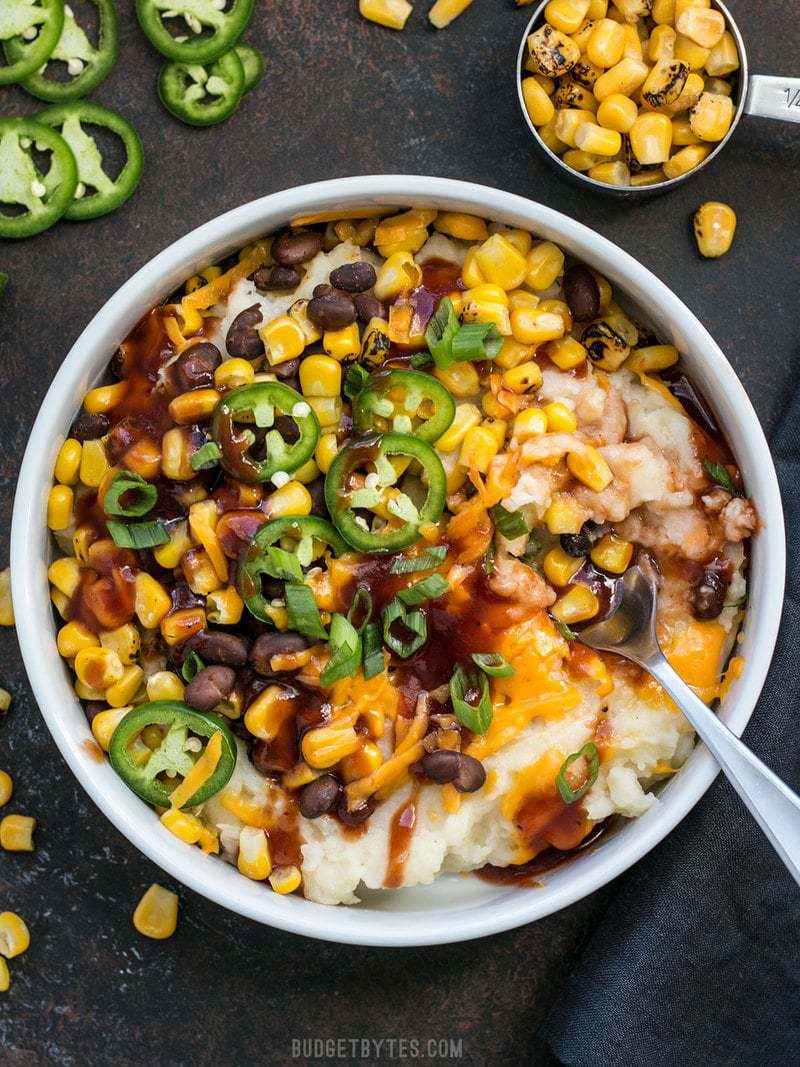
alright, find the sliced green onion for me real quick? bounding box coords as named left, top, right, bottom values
left=107, top=519, right=169, bottom=549
left=703, top=459, right=742, bottom=498
left=471, top=652, right=514, bottom=678
left=320, top=613, right=361, bottom=686
left=425, top=296, right=460, bottom=369
left=181, top=651, right=205, bottom=682
left=285, top=583, right=328, bottom=641
left=550, top=615, right=578, bottom=641
left=397, top=573, right=448, bottom=606
left=347, top=586, right=373, bottom=632
left=103, top=472, right=158, bottom=518
left=344, top=363, right=369, bottom=401
left=263, top=546, right=304, bottom=584
left=190, top=442, right=222, bottom=471
left=449, top=664, right=492, bottom=734
left=389, top=545, right=447, bottom=575
left=483, top=536, right=495, bottom=576
left=556, top=742, right=600, bottom=804
left=489, top=504, right=528, bottom=540
left=382, top=598, right=427, bottom=659
left=450, top=322, right=503, bottom=363
left=410, top=351, right=433, bottom=370
left=362, top=622, right=385, bottom=680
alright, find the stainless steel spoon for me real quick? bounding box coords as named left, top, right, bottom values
left=578, top=558, right=800, bottom=885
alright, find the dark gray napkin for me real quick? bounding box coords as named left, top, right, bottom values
left=543, top=392, right=800, bottom=1067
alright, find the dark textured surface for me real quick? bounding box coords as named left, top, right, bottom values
left=0, top=2, right=797, bottom=1065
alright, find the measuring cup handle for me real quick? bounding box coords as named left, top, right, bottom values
left=745, top=75, right=800, bottom=123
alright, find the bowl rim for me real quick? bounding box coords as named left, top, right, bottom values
left=11, top=175, right=785, bottom=947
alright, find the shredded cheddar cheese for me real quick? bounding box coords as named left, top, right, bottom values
left=169, top=731, right=223, bottom=810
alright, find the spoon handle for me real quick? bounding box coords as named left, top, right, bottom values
left=647, top=653, right=800, bottom=887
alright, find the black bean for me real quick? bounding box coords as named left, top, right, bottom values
left=329, top=261, right=377, bottom=293
left=174, top=341, right=222, bottom=391
left=184, top=665, right=236, bottom=712
left=104, top=417, right=141, bottom=462
left=421, top=750, right=486, bottom=793
left=353, top=292, right=385, bottom=323
left=70, top=412, right=110, bottom=442
left=274, top=414, right=301, bottom=444
left=336, top=793, right=375, bottom=826
left=84, top=701, right=106, bottom=724
left=692, top=568, right=729, bottom=620
left=186, top=630, right=250, bottom=667
left=453, top=754, right=486, bottom=794
left=299, top=775, right=342, bottom=819
left=250, top=632, right=311, bottom=675
left=307, top=477, right=327, bottom=518
left=272, top=231, right=323, bottom=267
left=563, top=264, right=601, bottom=323
left=560, top=526, right=594, bottom=557
left=226, top=304, right=264, bottom=359
left=252, top=265, right=302, bottom=290
left=307, top=288, right=357, bottom=330
left=171, top=582, right=204, bottom=612
left=277, top=371, right=301, bottom=390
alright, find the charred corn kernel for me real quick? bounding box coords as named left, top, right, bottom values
left=593, top=56, right=649, bottom=101
left=214, top=357, right=254, bottom=390
left=429, top=0, right=473, bottom=27
left=458, top=425, right=501, bottom=473
left=511, top=306, right=565, bottom=346
left=690, top=91, right=733, bottom=141
left=676, top=6, right=723, bottom=48
left=47, top=485, right=73, bottom=531
left=0, top=689, right=10, bottom=713
left=652, top=0, right=675, bottom=23
left=694, top=201, right=736, bottom=258
left=554, top=107, right=597, bottom=148
left=133, top=884, right=178, bottom=940
left=674, top=33, right=709, bottom=70
left=543, top=545, right=584, bottom=585
left=508, top=289, right=540, bottom=313
left=527, top=24, right=581, bottom=78
left=340, top=740, right=384, bottom=783
left=631, top=168, right=667, bottom=187
left=629, top=112, right=673, bottom=164
left=258, top=316, right=304, bottom=366
left=269, top=864, right=302, bottom=894
left=544, top=336, right=588, bottom=372
left=360, top=317, right=391, bottom=370
left=375, top=209, right=435, bottom=255
left=474, top=234, right=528, bottom=291
left=659, top=69, right=704, bottom=115
left=663, top=142, right=711, bottom=177
left=433, top=361, right=480, bottom=399
left=591, top=533, right=634, bottom=572
left=641, top=57, right=688, bottom=108
left=51, top=587, right=70, bottom=619
left=0, top=957, right=9, bottom=992
left=0, top=772, right=12, bottom=806
left=574, top=121, right=622, bottom=155
left=466, top=283, right=510, bottom=307
left=704, top=76, right=732, bottom=96
left=562, top=149, right=602, bottom=171
left=306, top=396, right=342, bottom=429
left=99, top=623, right=140, bottom=665
left=446, top=465, right=469, bottom=496
left=299, top=354, right=341, bottom=397
left=522, top=77, right=556, bottom=128
left=675, top=0, right=710, bottom=19
left=569, top=16, right=598, bottom=52
left=596, top=92, right=639, bottom=131
left=237, top=826, right=272, bottom=880
left=705, top=31, right=739, bottom=77
left=588, top=160, right=631, bottom=186
left=513, top=407, right=549, bottom=440
left=75, top=645, right=124, bottom=691
left=0, top=570, right=13, bottom=628
left=374, top=252, right=422, bottom=301
left=544, top=401, right=578, bottom=432
left=153, top=521, right=192, bottom=569
left=106, top=665, right=145, bottom=708
left=244, top=685, right=295, bottom=741
left=122, top=436, right=162, bottom=480
left=0, top=815, right=35, bottom=852
left=552, top=584, right=601, bottom=623
left=266, top=481, right=312, bottom=519
left=538, top=115, right=568, bottom=155
left=358, top=0, right=412, bottom=28
left=84, top=381, right=127, bottom=414
left=482, top=393, right=510, bottom=419
left=525, top=241, right=565, bottom=290
left=567, top=446, right=613, bottom=491
left=147, top=671, right=185, bottom=703
left=502, top=361, right=544, bottom=394
left=168, top=389, right=220, bottom=425
left=302, top=722, right=361, bottom=769
left=587, top=18, right=625, bottom=67
left=288, top=299, right=323, bottom=345
left=587, top=0, right=608, bottom=14
left=460, top=297, right=511, bottom=335
left=161, top=808, right=203, bottom=845
left=612, top=0, right=651, bottom=18
left=545, top=495, right=586, bottom=535
left=205, top=585, right=244, bottom=627
left=78, top=438, right=109, bottom=488
left=315, top=433, right=339, bottom=475
left=672, top=116, right=701, bottom=144
left=626, top=344, right=679, bottom=373
left=434, top=212, right=489, bottom=242
left=544, top=0, right=590, bottom=33
left=160, top=605, right=206, bottom=647
left=648, top=23, right=676, bottom=60
left=47, top=557, right=82, bottom=599
left=323, top=323, right=360, bottom=362
left=436, top=403, right=482, bottom=450
left=134, top=572, right=171, bottom=629
left=55, top=439, right=82, bottom=486
left=75, top=679, right=105, bottom=702
left=159, top=427, right=194, bottom=482
left=497, top=338, right=536, bottom=372
left=295, top=458, right=321, bottom=486
left=57, top=621, right=99, bottom=658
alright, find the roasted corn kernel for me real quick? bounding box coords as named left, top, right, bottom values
left=266, top=481, right=313, bottom=519
left=588, top=160, right=632, bottom=186
left=474, top=234, right=529, bottom=290
left=133, top=884, right=178, bottom=940
left=592, top=56, right=649, bottom=101
left=591, top=533, right=634, bottom=573
left=552, top=584, right=601, bottom=623
left=0, top=912, right=30, bottom=959
left=160, top=607, right=206, bottom=646
left=260, top=316, right=306, bottom=365
left=689, top=91, right=733, bottom=141
left=458, top=425, right=501, bottom=473
left=544, top=545, right=584, bottom=585
left=47, top=485, right=73, bottom=531
left=302, top=722, right=362, bottom=769
left=161, top=808, right=204, bottom=845
left=146, top=671, right=185, bottom=702
left=0, top=569, right=14, bottom=627
left=435, top=404, right=482, bottom=451
left=522, top=76, right=556, bottom=127
left=663, top=143, right=711, bottom=178
left=433, top=361, right=480, bottom=399
left=269, top=865, right=302, bottom=895
left=544, top=495, right=585, bottom=535
left=0, top=771, right=12, bottom=807
left=544, top=401, right=578, bottom=432
left=324, top=323, right=360, bottom=361
left=502, top=361, right=544, bottom=394
left=513, top=407, right=549, bottom=440
left=527, top=24, right=581, bottom=79
left=0, top=814, right=35, bottom=852
left=374, top=252, right=422, bottom=300
left=84, top=381, right=127, bottom=414
left=596, top=92, right=639, bottom=132
left=525, top=241, right=565, bottom=290
left=75, top=646, right=124, bottom=691
left=705, top=31, right=739, bottom=77
left=693, top=201, right=736, bottom=258
left=238, top=827, right=272, bottom=880
left=641, top=58, right=689, bottom=108
left=554, top=107, right=597, bottom=148
left=587, top=18, right=625, bottom=68
left=675, top=6, right=724, bottom=48
left=57, top=621, right=99, bottom=659
left=567, top=446, right=613, bottom=491
left=214, top=357, right=255, bottom=390
left=206, top=586, right=245, bottom=626
left=134, top=572, right=172, bottom=629
left=299, top=354, right=342, bottom=397
left=629, top=112, right=673, bottom=164
left=55, top=439, right=83, bottom=486
left=574, top=121, right=623, bottom=155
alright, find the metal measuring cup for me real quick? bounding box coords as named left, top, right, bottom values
left=516, top=0, right=800, bottom=197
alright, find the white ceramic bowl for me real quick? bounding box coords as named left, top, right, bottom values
left=11, top=176, right=785, bottom=947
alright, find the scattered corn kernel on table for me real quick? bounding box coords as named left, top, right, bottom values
left=0, top=1, right=798, bottom=1063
